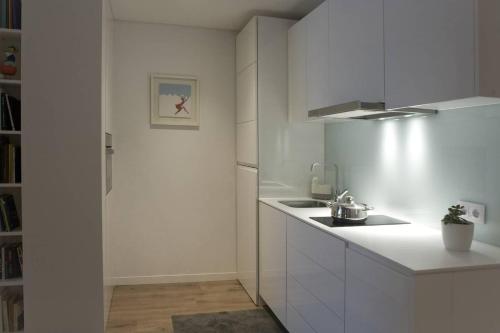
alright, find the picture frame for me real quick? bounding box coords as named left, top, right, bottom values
left=150, top=73, right=199, bottom=127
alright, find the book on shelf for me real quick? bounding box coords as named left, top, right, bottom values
left=0, top=138, right=20, bottom=184
left=0, top=288, right=23, bottom=332
left=0, top=194, right=19, bottom=232
left=0, top=0, right=21, bottom=30
left=0, top=242, right=22, bottom=280
left=0, top=91, right=20, bottom=131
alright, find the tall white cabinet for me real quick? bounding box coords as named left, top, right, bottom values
left=236, top=17, right=294, bottom=304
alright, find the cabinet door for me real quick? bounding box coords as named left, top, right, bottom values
left=384, top=0, right=475, bottom=109
left=346, top=248, right=410, bottom=333
left=306, top=1, right=330, bottom=111
left=329, top=0, right=384, bottom=106
left=288, top=19, right=308, bottom=122
left=259, top=203, right=286, bottom=324
left=236, top=121, right=257, bottom=166
left=237, top=165, right=258, bottom=304
left=237, top=63, right=257, bottom=124
left=236, top=17, right=257, bottom=74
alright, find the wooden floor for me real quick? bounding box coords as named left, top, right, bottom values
left=106, top=280, right=258, bottom=333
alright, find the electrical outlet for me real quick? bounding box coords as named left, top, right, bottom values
left=458, top=200, right=486, bottom=224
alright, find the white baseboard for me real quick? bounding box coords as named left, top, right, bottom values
left=110, top=272, right=238, bottom=286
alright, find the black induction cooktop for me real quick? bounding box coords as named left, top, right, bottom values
left=310, top=215, right=410, bottom=228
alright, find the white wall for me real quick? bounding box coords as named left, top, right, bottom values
left=102, top=0, right=114, bottom=326
left=23, top=0, right=105, bottom=332
left=110, top=21, right=237, bottom=285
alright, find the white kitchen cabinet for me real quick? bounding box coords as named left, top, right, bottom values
left=346, top=248, right=410, bottom=333
left=236, top=165, right=258, bottom=303
left=236, top=16, right=295, bottom=305
left=288, top=19, right=307, bottom=123
left=289, top=0, right=385, bottom=120
left=236, top=121, right=257, bottom=167
left=259, top=203, right=286, bottom=324
left=384, top=0, right=475, bottom=110
left=287, top=304, right=316, bottom=333
left=305, top=1, right=330, bottom=112
left=236, top=17, right=257, bottom=74
left=236, top=63, right=257, bottom=124
left=287, top=216, right=345, bottom=333
left=346, top=247, right=500, bottom=333
left=289, top=0, right=500, bottom=116
left=287, top=215, right=345, bottom=278
left=329, top=0, right=384, bottom=106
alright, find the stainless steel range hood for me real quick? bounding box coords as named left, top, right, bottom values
left=308, top=101, right=437, bottom=120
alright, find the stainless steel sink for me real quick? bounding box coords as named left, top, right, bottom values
left=279, top=200, right=328, bottom=208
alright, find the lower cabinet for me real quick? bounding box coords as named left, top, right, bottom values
left=346, top=247, right=500, bottom=333
left=286, top=216, right=346, bottom=333
left=259, top=203, right=500, bottom=333
left=259, top=203, right=287, bottom=324
left=346, top=248, right=410, bottom=333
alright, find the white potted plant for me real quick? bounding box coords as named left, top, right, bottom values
left=441, top=204, right=474, bottom=251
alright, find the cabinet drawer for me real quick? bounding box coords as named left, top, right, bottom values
left=347, top=249, right=409, bottom=305
left=287, top=274, right=344, bottom=333
left=346, top=249, right=410, bottom=333
left=287, top=304, right=315, bottom=333
left=287, top=216, right=345, bottom=279
left=288, top=244, right=344, bottom=319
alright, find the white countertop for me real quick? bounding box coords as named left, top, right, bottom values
left=260, top=197, right=500, bottom=275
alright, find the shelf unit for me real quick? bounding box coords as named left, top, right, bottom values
left=0, top=27, right=24, bottom=332
left=0, top=184, right=21, bottom=188
left=0, top=29, right=21, bottom=38
left=0, top=79, right=21, bottom=86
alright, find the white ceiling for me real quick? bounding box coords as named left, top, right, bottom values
left=109, top=0, right=323, bottom=31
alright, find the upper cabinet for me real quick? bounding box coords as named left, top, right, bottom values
left=329, top=0, right=384, bottom=107
left=236, top=17, right=257, bottom=74
left=288, top=19, right=308, bottom=122
left=289, top=0, right=385, bottom=120
left=384, top=0, right=476, bottom=110
left=478, top=0, right=500, bottom=99
left=289, top=0, right=500, bottom=120
left=306, top=1, right=331, bottom=112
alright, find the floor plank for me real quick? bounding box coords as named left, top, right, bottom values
left=106, top=280, right=258, bottom=333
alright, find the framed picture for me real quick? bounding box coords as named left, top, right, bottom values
left=150, top=73, right=199, bottom=127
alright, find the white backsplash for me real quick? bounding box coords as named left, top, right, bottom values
left=326, top=103, right=500, bottom=246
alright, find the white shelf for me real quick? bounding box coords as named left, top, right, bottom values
left=0, top=184, right=21, bottom=188
left=0, top=231, right=22, bottom=237
left=0, top=79, right=21, bottom=86
left=0, top=131, right=21, bottom=136
left=0, top=28, right=21, bottom=38
left=0, top=278, right=22, bottom=287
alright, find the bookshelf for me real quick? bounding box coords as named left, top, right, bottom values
left=0, top=25, right=24, bottom=332
left=0, top=279, right=22, bottom=288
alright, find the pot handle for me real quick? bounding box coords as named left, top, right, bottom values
left=361, top=203, right=374, bottom=211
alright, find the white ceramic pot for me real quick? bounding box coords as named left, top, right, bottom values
left=442, top=222, right=474, bottom=251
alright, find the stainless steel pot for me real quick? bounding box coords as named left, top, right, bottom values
left=328, top=190, right=373, bottom=223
